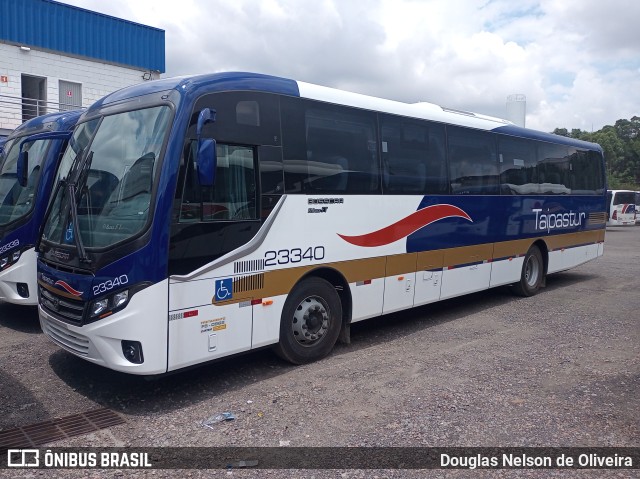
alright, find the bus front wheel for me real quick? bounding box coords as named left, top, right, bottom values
left=274, top=277, right=342, bottom=365
left=513, top=245, right=544, bottom=297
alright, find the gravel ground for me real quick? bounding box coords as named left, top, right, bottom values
left=1, top=227, right=638, bottom=478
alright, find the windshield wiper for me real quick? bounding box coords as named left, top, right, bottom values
left=67, top=151, right=94, bottom=264
left=36, top=146, right=85, bottom=254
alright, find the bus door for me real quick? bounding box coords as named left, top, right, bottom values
left=168, top=92, right=280, bottom=371
left=167, top=141, right=259, bottom=371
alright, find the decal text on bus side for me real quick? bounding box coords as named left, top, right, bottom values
left=533, top=209, right=586, bottom=234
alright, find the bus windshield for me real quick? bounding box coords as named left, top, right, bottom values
left=0, top=138, right=51, bottom=226
left=613, top=191, right=635, bottom=205
left=41, top=105, right=172, bottom=249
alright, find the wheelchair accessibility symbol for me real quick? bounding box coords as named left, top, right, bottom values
left=215, top=278, right=233, bottom=302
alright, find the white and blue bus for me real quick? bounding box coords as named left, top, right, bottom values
left=36, top=73, right=606, bottom=374
left=0, top=110, right=83, bottom=305
left=606, top=190, right=636, bottom=226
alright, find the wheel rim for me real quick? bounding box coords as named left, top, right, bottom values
left=291, top=295, right=330, bottom=347
left=524, top=255, right=540, bottom=287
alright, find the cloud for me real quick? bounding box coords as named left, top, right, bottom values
left=56, top=0, right=640, bottom=132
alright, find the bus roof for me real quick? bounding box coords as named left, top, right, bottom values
left=87, top=71, right=602, bottom=151
left=8, top=109, right=85, bottom=140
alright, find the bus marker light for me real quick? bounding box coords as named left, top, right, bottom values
left=397, top=276, right=404, bottom=281
left=262, top=300, right=273, bottom=306
left=251, top=298, right=262, bottom=306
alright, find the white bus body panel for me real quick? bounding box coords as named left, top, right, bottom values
left=414, top=269, right=443, bottom=306
left=251, top=295, right=286, bottom=349
left=440, top=262, right=492, bottom=300
left=350, top=279, right=384, bottom=323
left=39, top=280, right=169, bottom=375
left=168, top=278, right=253, bottom=371
left=0, top=248, right=38, bottom=305
left=489, top=257, right=525, bottom=288
left=383, top=272, right=416, bottom=314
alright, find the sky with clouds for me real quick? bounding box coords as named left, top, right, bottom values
left=57, top=0, right=640, bottom=133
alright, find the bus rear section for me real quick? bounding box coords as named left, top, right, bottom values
left=0, top=110, right=82, bottom=305
left=606, top=190, right=636, bottom=226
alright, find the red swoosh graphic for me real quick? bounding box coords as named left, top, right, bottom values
left=337, top=204, right=472, bottom=247
left=55, top=280, right=83, bottom=297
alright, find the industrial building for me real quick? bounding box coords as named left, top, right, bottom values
left=0, top=0, right=165, bottom=137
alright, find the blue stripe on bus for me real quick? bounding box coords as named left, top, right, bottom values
left=406, top=195, right=606, bottom=254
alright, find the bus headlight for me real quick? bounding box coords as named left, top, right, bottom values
left=113, top=290, right=129, bottom=308
left=91, top=299, right=109, bottom=317
left=89, top=290, right=130, bottom=319
left=0, top=248, right=24, bottom=270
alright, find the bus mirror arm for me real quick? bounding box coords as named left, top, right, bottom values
left=197, top=138, right=217, bottom=186
left=17, top=131, right=73, bottom=187
left=17, top=150, right=28, bottom=187
left=196, top=108, right=217, bottom=187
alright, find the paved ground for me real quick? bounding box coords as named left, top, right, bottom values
left=1, top=226, right=638, bottom=478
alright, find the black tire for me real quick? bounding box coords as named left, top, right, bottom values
left=274, top=277, right=342, bottom=365
left=512, top=245, right=544, bottom=297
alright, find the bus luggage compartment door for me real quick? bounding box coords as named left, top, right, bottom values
left=383, top=253, right=417, bottom=314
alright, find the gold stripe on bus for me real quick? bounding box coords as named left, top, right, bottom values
left=544, top=230, right=604, bottom=251
left=443, top=243, right=494, bottom=268
left=492, top=239, right=534, bottom=259
left=212, top=256, right=387, bottom=305
left=212, top=229, right=606, bottom=305
left=385, top=253, right=417, bottom=276
left=416, top=249, right=445, bottom=271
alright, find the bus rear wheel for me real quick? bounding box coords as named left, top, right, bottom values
left=274, top=277, right=342, bottom=365
left=513, top=245, right=544, bottom=297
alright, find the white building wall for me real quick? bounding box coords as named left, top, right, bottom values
left=0, top=42, right=160, bottom=133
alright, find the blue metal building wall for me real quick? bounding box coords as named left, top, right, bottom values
left=0, top=0, right=165, bottom=72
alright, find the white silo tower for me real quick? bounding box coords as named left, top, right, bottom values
left=506, top=94, right=526, bottom=127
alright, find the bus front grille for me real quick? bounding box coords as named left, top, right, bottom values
left=41, top=316, right=90, bottom=356
left=39, top=286, right=86, bottom=326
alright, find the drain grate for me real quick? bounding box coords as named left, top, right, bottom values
left=0, top=408, right=125, bottom=447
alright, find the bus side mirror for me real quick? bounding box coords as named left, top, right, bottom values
left=196, top=107, right=217, bottom=186
left=17, top=149, right=29, bottom=187
left=197, top=139, right=217, bottom=187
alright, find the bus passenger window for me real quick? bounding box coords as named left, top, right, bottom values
left=281, top=98, right=379, bottom=194
left=498, top=137, right=537, bottom=195
left=380, top=117, right=448, bottom=195
left=448, top=128, right=499, bottom=195
left=537, top=143, right=570, bottom=194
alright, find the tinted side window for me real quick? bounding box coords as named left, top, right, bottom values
left=192, top=92, right=280, bottom=147
left=282, top=98, right=379, bottom=194
left=381, top=116, right=448, bottom=194
left=537, top=143, right=570, bottom=194
left=570, top=149, right=604, bottom=195
left=448, top=127, right=499, bottom=195
left=498, top=137, right=537, bottom=195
